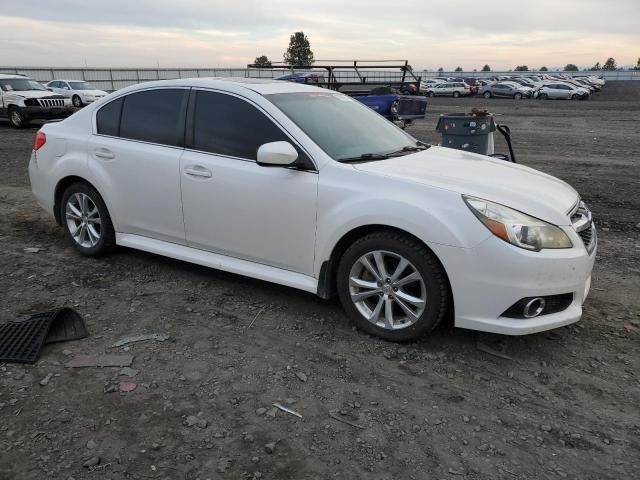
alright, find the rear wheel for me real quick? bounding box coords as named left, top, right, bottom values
left=336, top=231, right=449, bottom=342
left=514, top=92, right=522, bottom=100
left=8, top=106, right=29, bottom=129
left=453, top=91, right=460, bottom=98
left=483, top=91, right=492, bottom=99
left=60, top=182, right=115, bottom=257
left=428, top=91, right=435, bottom=97
left=539, top=93, right=548, bottom=100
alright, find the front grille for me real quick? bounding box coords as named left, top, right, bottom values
left=571, top=201, right=596, bottom=254
left=38, top=98, right=65, bottom=107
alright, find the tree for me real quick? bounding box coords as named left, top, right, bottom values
left=591, top=62, right=601, bottom=71
left=602, top=57, right=616, bottom=70
left=454, top=66, right=463, bottom=72
left=635, top=57, right=640, bottom=70
left=283, top=32, right=314, bottom=67
left=540, top=66, right=548, bottom=71
left=564, top=64, right=579, bottom=71
left=514, top=65, right=529, bottom=71
left=481, top=64, right=491, bottom=72
left=437, top=67, right=444, bottom=73
left=253, top=55, right=272, bottom=67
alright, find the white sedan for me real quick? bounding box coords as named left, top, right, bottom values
left=46, top=80, right=108, bottom=107
left=28, top=78, right=596, bottom=341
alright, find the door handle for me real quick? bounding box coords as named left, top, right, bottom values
left=94, top=148, right=115, bottom=160
left=184, top=166, right=212, bottom=178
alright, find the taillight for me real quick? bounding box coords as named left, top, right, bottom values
left=33, top=131, right=46, bottom=151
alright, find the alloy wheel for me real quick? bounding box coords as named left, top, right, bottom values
left=65, top=192, right=102, bottom=248
left=348, top=250, right=426, bottom=330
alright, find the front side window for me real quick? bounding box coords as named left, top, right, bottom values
left=119, top=89, right=187, bottom=146
left=266, top=92, right=418, bottom=161
left=191, top=90, right=290, bottom=160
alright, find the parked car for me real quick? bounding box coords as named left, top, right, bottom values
left=479, top=81, right=531, bottom=99
left=426, top=82, right=471, bottom=97
left=46, top=80, right=108, bottom=107
left=537, top=82, right=590, bottom=100
left=351, top=86, right=427, bottom=128
left=0, top=74, right=73, bottom=128
left=29, top=78, right=596, bottom=341
left=419, top=79, right=444, bottom=94
left=274, top=72, right=325, bottom=84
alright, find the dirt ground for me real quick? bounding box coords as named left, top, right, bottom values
left=1, top=81, right=639, bottom=480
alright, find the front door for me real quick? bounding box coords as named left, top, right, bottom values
left=180, top=90, right=318, bottom=275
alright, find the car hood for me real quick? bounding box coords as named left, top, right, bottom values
left=78, top=90, right=107, bottom=96
left=353, top=146, right=579, bottom=226
left=6, top=90, right=65, bottom=98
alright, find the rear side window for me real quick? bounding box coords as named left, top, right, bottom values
left=96, top=97, right=123, bottom=137
left=119, top=89, right=187, bottom=146
left=191, top=91, right=290, bottom=160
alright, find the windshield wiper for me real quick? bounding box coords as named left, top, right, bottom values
left=386, top=144, right=430, bottom=157
left=339, top=153, right=391, bottom=163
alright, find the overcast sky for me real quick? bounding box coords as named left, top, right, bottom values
left=0, top=0, right=638, bottom=70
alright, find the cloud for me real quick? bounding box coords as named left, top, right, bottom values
left=0, top=0, right=638, bottom=69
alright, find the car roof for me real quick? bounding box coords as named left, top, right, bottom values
left=109, top=77, right=324, bottom=96
left=0, top=73, right=27, bottom=79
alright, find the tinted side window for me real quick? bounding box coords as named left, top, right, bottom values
left=192, top=91, right=289, bottom=160
left=96, top=97, right=123, bottom=137
left=120, top=89, right=187, bottom=146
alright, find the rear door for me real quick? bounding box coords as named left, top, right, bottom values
left=179, top=89, right=318, bottom=275
left=88, top=88, right=189, bottom=244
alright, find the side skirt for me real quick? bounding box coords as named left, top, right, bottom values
left=116, top=233, right=319, bottom=294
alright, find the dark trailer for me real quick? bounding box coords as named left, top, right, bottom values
left=246, top=60, right=428, bottom=128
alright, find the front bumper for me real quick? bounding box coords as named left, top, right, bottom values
left=22, top=105, right=74, bottom=119
left=430, top=230, right=596, bottom=335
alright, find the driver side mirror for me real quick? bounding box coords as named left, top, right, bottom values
left=257, top=141, right=298, bottom=167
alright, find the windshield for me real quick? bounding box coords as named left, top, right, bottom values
left=68, top=81, right=95, bottom=90
left=0, top=79, right=48, bottom=92
left=266, top=92, right=420, bottom=161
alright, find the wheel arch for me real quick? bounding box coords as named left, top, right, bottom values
left=317, top=224, right=452, bottom=303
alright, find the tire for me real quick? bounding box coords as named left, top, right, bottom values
left=336, top=231, right=450, bottom=342
left=483, top=91, right=492, bottom=99
left=8, top=106, right=29, bottom=129
left=453, top=91, right=460, bottom=98
left=571, top=94, right=579, bottom=100
left=539, top=93, right=548, bottom=100
left=514, top=92, right=522, bottom=100
left=72, top=95, right=83, bottom=107
left=428, top=91, right=435, bottom=97
left=60, top=182, right=115, bottom=257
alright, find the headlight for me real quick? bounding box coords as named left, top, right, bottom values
left=463, top=196, right=572, bottom=251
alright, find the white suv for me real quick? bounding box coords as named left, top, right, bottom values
left=426, top=82, right=470, bottom=97
left=1, top=74, right=73, bottom=128
left=29, top=78, right=596, bottom=341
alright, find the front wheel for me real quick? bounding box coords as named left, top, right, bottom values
left=8, top=107, right=29, bottom=128
left=61, top=182, right=115, bottom=257
left=539, top=93, right=548, bottom=100
left=571, top=94, right=579, bottom=100
left=336, top=231, right=450, bottom=342
left=514, top=92, right=522, bottom=100
left=453, top=91, right=460, bottom=98
left=483, top=91, right=492, bottom=99
left=428, top=91, right=435, bottom=97
left=72, top=95, right=83, bottom=107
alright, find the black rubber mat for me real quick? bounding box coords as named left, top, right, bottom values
left=0, top=308, right=88, bottom=364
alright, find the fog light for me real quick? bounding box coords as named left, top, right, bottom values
left=523, top=297, right=546, bottom=318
